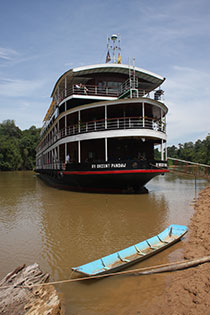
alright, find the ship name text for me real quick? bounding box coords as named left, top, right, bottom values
left=91, top=163, right=127, bottom=169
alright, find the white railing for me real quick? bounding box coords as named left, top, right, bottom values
left=60, top=117, right=165, bottom=137
left=37, top=117, right=166, bottom=153
left=36, top=162, right=66, bottom=171
left=54, top=84, right=120, bottom=105
left=53, top=84, right=163, bottom=106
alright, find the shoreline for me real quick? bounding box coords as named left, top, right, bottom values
left=141, top=185, right=210, bottom=314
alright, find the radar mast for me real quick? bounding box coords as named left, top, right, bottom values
left=106, top=34, right=121, bottom=64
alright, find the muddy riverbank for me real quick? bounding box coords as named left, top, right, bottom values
left=140, top=186, right=210, bottom=315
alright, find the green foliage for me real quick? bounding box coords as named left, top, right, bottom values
left=0, top=120, right=40, bottom=171
left=167, top=134, right=210, bottom=165
left=154, top=148, right=161, bottom=160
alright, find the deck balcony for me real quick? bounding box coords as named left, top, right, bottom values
left=54, top=84, right=163, bottom=106
left=59, top=116, right=166, bottom=138
left=38, top=116, right=166, bottom=153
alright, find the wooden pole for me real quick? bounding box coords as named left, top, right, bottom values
left=133, top=256, right=210, bottom=276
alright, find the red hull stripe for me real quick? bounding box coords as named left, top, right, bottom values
left=62, top=169, right=169, bottom=175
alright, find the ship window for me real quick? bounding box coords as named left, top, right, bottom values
left=59, top=103, right=65, bottom=114
left=107, top=81, right=121, bottom=88
left=98, top=81, right=121, bottom=89
left=98, top=82, right=106, bottom=93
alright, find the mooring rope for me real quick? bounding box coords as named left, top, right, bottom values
left=0, top=256, right=209, bottom=290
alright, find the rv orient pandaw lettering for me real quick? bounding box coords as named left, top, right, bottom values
left=35, top=34, right=169, bottom=193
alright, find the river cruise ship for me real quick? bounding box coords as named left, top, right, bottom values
left=35, top=35, right=168, bottom=193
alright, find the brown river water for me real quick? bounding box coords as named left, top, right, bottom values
left=0, top=171, right=209, bottom=314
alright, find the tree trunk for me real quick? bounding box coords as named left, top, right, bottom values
left=0, top=263, right=63, bottom=314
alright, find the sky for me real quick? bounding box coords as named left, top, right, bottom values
left=0, top=0, right=209, bottom=146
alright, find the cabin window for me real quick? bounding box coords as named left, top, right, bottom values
left=98, top=81, right=121, bottom=91
left=107, top=81, right=121, bottom=88
left=59, top=103, right=65, bottom=114
left=88, top=152, right=93, bottom=159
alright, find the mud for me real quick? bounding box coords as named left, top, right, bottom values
left=140, top=186, right=210, bottom=314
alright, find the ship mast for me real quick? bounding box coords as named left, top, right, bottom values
left=106, top=34, right=121, bottom=64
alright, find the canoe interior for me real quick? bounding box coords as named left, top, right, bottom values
left=72, top=224, right=188, bottom=276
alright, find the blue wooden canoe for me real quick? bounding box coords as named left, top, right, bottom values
left=72, top=224, right=188, bottom=276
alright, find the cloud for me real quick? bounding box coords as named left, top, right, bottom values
left=0, top=96, right=48, bottom=130
left=0, top=47, right=18, bottom=61
left=0, top=47, right=45, bottom=69
left=0, top=78, right=47, bottom=98
left=165, top=65, right=210, bottom=145
left=131, top=0, right=210, bottom=54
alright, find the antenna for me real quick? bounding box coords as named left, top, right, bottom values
left=133, top=57, right=136, bottom=89
left=106, top=34, right=121, bottom=63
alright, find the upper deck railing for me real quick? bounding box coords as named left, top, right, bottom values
left=55, top=84, right=118, bottom=105
left=54, top=84, right=162, bottom=106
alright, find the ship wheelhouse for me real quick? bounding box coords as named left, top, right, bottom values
left=36, top=63, right=168, bottom=192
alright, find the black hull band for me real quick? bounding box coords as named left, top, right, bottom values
left=36, top=163, right=168, bottom=193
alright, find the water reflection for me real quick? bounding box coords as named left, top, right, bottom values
left=37, top=185, right=169, bottom=280
left=0, top=171, right=209, bottom=314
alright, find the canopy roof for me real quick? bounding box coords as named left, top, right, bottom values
left=51, top=63, right=165, bottom=97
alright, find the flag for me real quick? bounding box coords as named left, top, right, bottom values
left=106, top=50, right=111, bottom=63
left=117, top=52, right=121, bottom=64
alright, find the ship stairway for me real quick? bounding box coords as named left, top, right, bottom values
left=119, top=76, right=139, bottom=99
